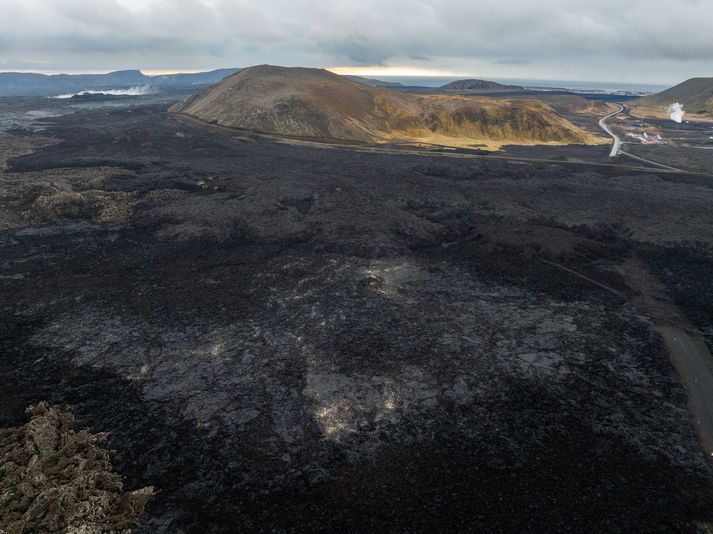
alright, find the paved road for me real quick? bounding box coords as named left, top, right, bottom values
left=659, top=327, right=713, bottom=460
left=598, top=104, right=624, bottom=157
left=597, top=106, right=695, bottom=173
left=174, top=112, right=699, bottom=176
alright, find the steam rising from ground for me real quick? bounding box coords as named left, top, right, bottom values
left=666, top=102, right=685, bottom=123
left=51, top=86, right=155, bottom=99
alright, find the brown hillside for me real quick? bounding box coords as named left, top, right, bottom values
left=630, top=78, right=713, bottom=122
left=636, top=78, right=713, bottom=115
left=170, top=65, right=602, bottom=149
left=440, top=78, right=524, bottom=92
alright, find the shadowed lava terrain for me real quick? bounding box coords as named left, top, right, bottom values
left=2, top=98, right=713, bottom=532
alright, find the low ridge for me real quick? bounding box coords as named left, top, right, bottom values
left=343, top=75, right=404, bottom=87
left=440, top=79, right=525, bottom=92
left=636, top=77, right=713, bottom=115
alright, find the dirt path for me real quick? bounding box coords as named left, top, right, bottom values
left=658, top=327, right=713, bottom=458
left=619, top=149, right=691, bottom=174
left=540, top=256, right=713, bottom=458
left=539, top=258, right=627, bottom=299
left=619, top=257, right=713, bottom=460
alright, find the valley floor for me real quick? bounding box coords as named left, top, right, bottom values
left=1, top=99, right=713, bottom=532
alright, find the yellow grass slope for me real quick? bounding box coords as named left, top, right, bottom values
left=171, top=65, right=604, bottom=149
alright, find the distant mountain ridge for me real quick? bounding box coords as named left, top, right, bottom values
left=0, top=68, right=240, bottom=96
left=171, top=65, right=600, bottom=149
left=440, top=79, right=525, bottom=92
left=635, top=77, right=713, bottom=114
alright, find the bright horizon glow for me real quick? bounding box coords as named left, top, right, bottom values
left=327, top=66, right=474, bottom=78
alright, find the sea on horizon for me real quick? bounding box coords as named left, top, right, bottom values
left=371, top=76, right=668, bottom=95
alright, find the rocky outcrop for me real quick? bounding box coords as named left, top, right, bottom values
left=0, top=403, right=153, bottom=533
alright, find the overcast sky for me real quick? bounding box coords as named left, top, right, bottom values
left=0, top=0, right=711, bottom=84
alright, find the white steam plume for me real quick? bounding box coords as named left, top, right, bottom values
left=51, top=85, right=156, bottom=99
left=666, top=102, right=685, bottom=123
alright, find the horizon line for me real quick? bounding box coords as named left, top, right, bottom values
left=0, top=66, right=680, bottom=86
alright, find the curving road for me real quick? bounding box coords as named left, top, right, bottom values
left=598, top=104, right=624, bottom=157
left=597, top=106, right=692, bottom=173
left=176, top=111, right=708, bottom=176
left=174, top=112, right=690, bottom=175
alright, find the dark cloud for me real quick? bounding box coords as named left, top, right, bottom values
left=0, top=0, right=711, bottom=83
left=493, top=59, right=530, bottom=65
left=325, top=35, right=391, bottom=66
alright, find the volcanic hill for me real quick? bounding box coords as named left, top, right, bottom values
left=636, top=77, right=713, bottom=115
left=170, top=65, right=601, bottom=149
left=440, top=78, right=524, bottom=92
